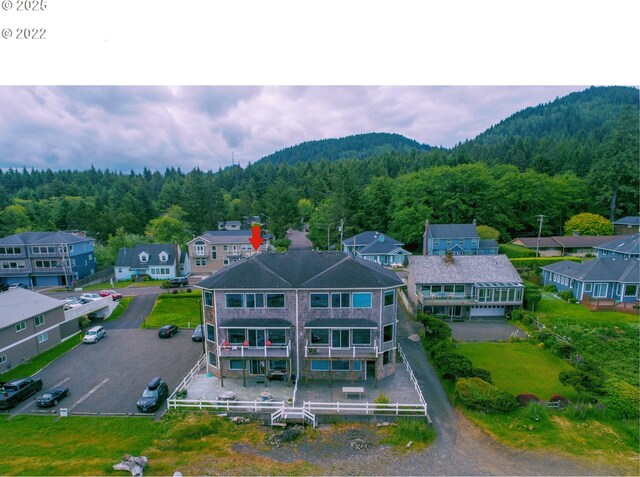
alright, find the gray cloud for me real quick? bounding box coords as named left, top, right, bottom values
left=0, top=85, right=588, bottom=172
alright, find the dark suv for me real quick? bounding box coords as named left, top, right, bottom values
left=168, top=277, right=189, bottom=288
left=136, top=376, right=169, bottom=413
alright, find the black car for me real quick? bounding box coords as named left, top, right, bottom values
left=35, top=386, right=70, bottom=407
left=158, top=324, right=179, bottom=338
left=136, top=376, right=169, bottom=413
left=191, top=325, right=203, bottom=342
left=168, top=277, right=189, bottom=288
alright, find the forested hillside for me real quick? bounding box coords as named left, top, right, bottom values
left=257, top=132, right=431, bottom=165
left=0, top=86, right=637, bottom=265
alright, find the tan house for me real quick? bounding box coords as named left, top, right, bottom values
left=509, top=234, right=626, bottom=257
left=187, top=230, right=271, bottom=276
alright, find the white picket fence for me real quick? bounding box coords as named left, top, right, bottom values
left=302, top=400, right=427, bottom=416
left=168, top=398, right=285, bottom=412
left=169, top=353, right=206, bottom=400
left=397, top=343, right=431, bottom=423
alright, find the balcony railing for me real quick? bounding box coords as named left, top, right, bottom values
left=418, top=292, right=477, bottom=305
left=304, top=339, right=378, bottom=359
left=218, top=341, right=291, bottom=359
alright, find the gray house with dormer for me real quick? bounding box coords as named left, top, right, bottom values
left=114, top=244, right=189, bottom=281
left=197, top=250, right=403, bottom=385
left=342, top=231, right=411, bottom=266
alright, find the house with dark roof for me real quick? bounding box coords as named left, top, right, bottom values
left=594, top=233, right=639, bottom=259
left=187, top=230, right=272, bottom=276
left=217, top=220, right=242, bottom=231
left=509, top=234, right=626, bottom=257
left=407, top=254, right=523, bottom=320
left=613, top=216, right=640, bottom=235
left=196, top=250, right=403, bottom=384
left=342, top=231, right=411, bottom=266
left=0, top=232, right=96, bottom=288
left=541, top=259, right=639, bottom=304
left=422, top=221, right=498, bottom=256
left=114, top=243, right=190, bottom=281
left=0, top=288, right=73, bottom=373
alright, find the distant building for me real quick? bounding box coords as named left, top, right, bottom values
left=509, top=234, right=626, bottom=257
left=342, top=231, right=410, bottom=266
left=613, top=216, right=640, bottom=236
left=0, top=232, right=96, bottom=287
left=115, top=243, right=190, bottom=281
left=422, top=221, right=498, bottom=256
left=217, top=221, right=242, bottom=231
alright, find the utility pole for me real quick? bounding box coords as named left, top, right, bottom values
left=535, top=214, right=546, bottom=257
left=327, top=225, right=330, bottom=250
left=339, top=219, right=344, bottom=249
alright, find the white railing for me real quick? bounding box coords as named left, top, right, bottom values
left=302, top=401, right=427, bottom=416
left=304, top=339, right=378, bottom=358
left=398, top=343, right=431, bottom=423
left=169, top=354, right=206, bottom=400
left=64, top=298, right=111, bottom=320
left=168, top=399, right=285, bottom=412
left=271, top=406, right=316, bottom=428
left=218, top=341, right=290, bottom=357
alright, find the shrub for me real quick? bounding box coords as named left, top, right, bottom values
left=436, top=352, right=473, bottom=381
left=455, top=377, right=518, bottom=412
left=602, top=379, right=640, bottom=419
left=160, top=280, right=171, bottom=289
left=418, top=313, right=452, bottom=341
left=499, top=243, right=536, bottom=258
left=543, top=284, right=557, bottom=292
left=525, top=401, right=549, bottom=422
left=559, top=289, right=574, bottom=301
left=516, top=393, right=542, bottom=407
left=550, top=341, right=575, bottom=359
left=429, top=339, right=455, bottom=359
left=559, top=369, right=605, bottom=396
left=564, top=401, right=606, bottom=420
left=186, top=288, right=192, bottom=293
left=172, top=289, right=178, bottom=294
left=548, top=394, right=570, bottom=405
left=469, top=367, right=493, bottom=384
left=373, top=393, right=390, bottom=405
left=523, top=284, right=542, bottom=310
left=78, top=316, right=91, bottom=329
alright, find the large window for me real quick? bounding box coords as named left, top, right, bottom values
left=32, top=245, right=56, bottom=254
left=266, top=293, right=285, bottom=308
left=625, top=284, right=638, bottom=297
left=310, top=360, right=329, bottom=371
left=0, top=246, right=22, bottom=255
left=245, top=293, right=265, bottom=308
left=384, top=290, right=395, bottom=306
left=228, top=329, right=246, bottom=344
left=37, top=332, right=48, bottom=344
left=331, top=292, right=350, bottom=308
left=383, top=324, right=393, bottom=343
left=332, top=329, right=349, bottom=348
left=225, top=293, right=243, bottom=308
left=331, top=361, right=349, bottom=371
left=204, top=291, right=213, bottom=307
left=593, top=283, right=608, bottom=298
left=194, top=241, right=206, bottom=256
left=35, top=260, right=58, bottom=269
left=211, top=245, right=217, bottom=259
left=206, top=323, right=215, bottom=342
left=195, top=258, right=207, bottom=267
left=229, top=359, right=246, bottom=370
left=310, top=293, right=329, bottom=308
left=352, top=292, right=372, bottom=308
left=268, top=329, right=286, bottom=344
left=35, top=315, right=44, bottom=327
left=311, top=329, right=329, bottom=345
left=352, top=329, right=371, bottom=345
left=1, top=260, right=26, bottom=269
left=15, top=321, right=26, bottom=332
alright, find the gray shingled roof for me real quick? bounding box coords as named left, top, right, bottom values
left=479, top=239, right=498, bottom=249
left=511, top=235, right=625, bottom=249
left=428, top=224, right=479, bottom=239
left=342, top=231, right=403, bottom=247
left=0, top=231, right=93, bottom=245
left=0, top=288, right=63, bottom=328
left=614, top=216, right=640, bottom=226
left=198, top=251, right=403, bottom=290
left=594, top=233, right=639, bottom=255
left=542, top=258, right=639, bottom=282
left=409, top=255, right=522, bottom=284
left=115, top=244, right=178, bottom=268
left=191, top=230, right=255, bottom=245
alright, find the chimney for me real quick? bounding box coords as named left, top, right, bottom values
left=472, top=218, right=477, bottom=226
left=174, top=241, right=180, bottom=277
left=378, top=233, right=385, bottom=243
left=444, top=249, right=454, bottom=263
left=423, top=220, right=429, bottom=256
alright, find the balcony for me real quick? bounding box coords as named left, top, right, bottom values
left=418, top=292, right=477, bottom=306
left=218, top=341, right=291, bottom=359
left=304, top=340, right=379, bottom=359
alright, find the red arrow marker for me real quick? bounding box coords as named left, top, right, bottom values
left=249, top=225, right=263, bottom=252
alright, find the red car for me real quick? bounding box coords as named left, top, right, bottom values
left=100, top=289, right=123, bottom=301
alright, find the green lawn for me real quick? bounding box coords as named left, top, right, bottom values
left=457, top=342, right=578, bottom=401
left=537, top=292, right=639, bottom=325
left=81, top=280, right=166, bottom=290
left=0, top=334, right=82, bottom=382
left=105, top=296, right=132, bottom=321
left=143, top=292, right=202, bottom=329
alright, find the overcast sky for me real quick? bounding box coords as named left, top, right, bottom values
left=0, top=85, right=589, bottom=173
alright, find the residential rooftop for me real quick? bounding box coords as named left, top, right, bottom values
left=0, top=288, right=63, bottom=328
left=409, top=254, right=522, bottom=284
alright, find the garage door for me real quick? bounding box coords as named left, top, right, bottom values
left=470, top=306, right=505, bottom=317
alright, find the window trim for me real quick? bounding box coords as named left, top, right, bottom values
left=15, top=321, right=26, bottom=332
left=34, top=314, right=45, bottom=327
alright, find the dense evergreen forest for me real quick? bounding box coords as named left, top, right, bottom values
left=0, top=86, right=637, bottom=265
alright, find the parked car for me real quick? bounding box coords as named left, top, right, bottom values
left=9, top=283, right=26, bottom=289
left=191, top=325, right=203, bottom=342
left=168, top=277, right=189, bottom=288
left=79, top=293, right=102, bottom=302
left=0, top=377, right=43, bottom=409
left=136, top=376, right=169, bottom=413
left=158, top=324, right=179, bottom=338
left=99, top=289, right=123, bottom=300
left=83, top=325, right=106, bottom=343
left=62, top=298, right=83, bottom=310
left=35, top=386, right=70, bottom=407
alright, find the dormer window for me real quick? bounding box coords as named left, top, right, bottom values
left=159, top=252, right=168, bottom=262
left=139, top=252, right=149, bottom=263
left=195, top=241, right=206, bottom=256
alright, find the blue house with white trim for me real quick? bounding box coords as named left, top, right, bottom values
left=0, top=232, right=95, bottom=288
left=342, top=231, right=411, bottom=266
left=594, top=233, right=639, bottom=259
left=422, top=221, right=498, bottom=256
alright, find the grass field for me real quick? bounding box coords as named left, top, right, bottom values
left=0, top=334, right=82, bottom=382
left=537, top=292, right=639, bottom=325
left=143, top=292, right=202, bottom=329
left=106, top=296, right=132, bottom=321
left=456, top=342, right=578, bottom=401
left=0, top=413, right=320, bottom=476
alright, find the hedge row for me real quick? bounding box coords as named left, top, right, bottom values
left=511, top=257, right=582, bottom=269
left=498, top=243, right=536, bottom=258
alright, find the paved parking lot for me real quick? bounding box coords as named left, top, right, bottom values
left=7, top=327, right=202, bottom=417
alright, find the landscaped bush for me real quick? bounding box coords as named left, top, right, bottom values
left=523, top=283, right=542, bottom=311
left=172, top=289, right=178, bottom=294
left=510, top=257, right=582, bottom=270
left=160, top=280, right=171, bottom=289
left=469, top=367, right=493, bottom=384
left=559, top=369, right=605, bottom=397
left=435, top=352, right=473, bottom=381
left=499, top=243, right=536, bottom=258
left=550, top=340, right=575, bottom=359
left=418, top=313, right=452, bottom=341
left=602, top=379, right=640, bottom=419
left=524, top=401, right=549, bottom=422
left=543, top=284, right=557, bottom=292
left=516, top=393, right=542, bottom=407
left=186, top=288, right=192, bottom=293
left=428, top=339, right=455, bottom=359
left=559, top=289, right=574, bottom=301
left=454, top=377, right=518, bottom=412
left=548, top=393, right=570, bottom=406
